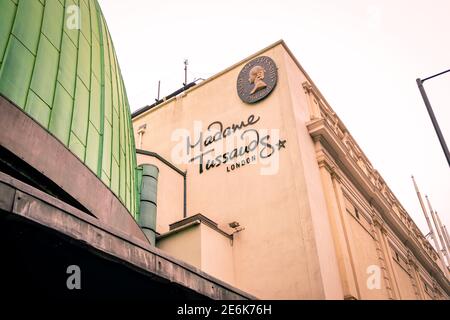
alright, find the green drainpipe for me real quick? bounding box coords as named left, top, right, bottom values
left=138, top=164, right=159, bottom=245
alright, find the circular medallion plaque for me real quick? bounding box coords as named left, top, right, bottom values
left=237, top=56, right=278, bottom=104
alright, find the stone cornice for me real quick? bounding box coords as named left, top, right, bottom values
left=371, top=212, right=387, bottom=234
left=407, top=249, right=420, bottom=270
left=303, top=81, right=450, bottom=293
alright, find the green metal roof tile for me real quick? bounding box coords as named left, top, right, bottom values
left=101, top=170, right=110, bottom=187
left=112, top=108, right=120, bottom=163
left=69, top=131, right=86, bottom=161
left=30, top=35, right=59, bottom=106
left=104, top=77, right=112, bottom=123
left=101, top=29, right=110, bottom=79
left=79, top=0, right=91, bottom=44
left=42, top=0, right=64, bottom=50
left=80, top=0, right=90, bottom=9
left=11, top=0, right=44, bottom=55
left=58, top=32, right=77, bottom=97
left=115, top=70, right=124, bottom=113
left=101, top=121, right=112, bottom=178
left=85, top=122, right=101, bottom=173
left=108, top=42, right=117, bottom=76
left=0, top=0, right=17, bottom=66
left=26, top=89, right=51, bottom=128
left=119, top=150, right=125, bottom=201
left=125, top=185, right=131, bottom=211
left=119, top=104, right=126, bottom=153
left=0, top=0, right=140, bottom=218
left=125, top=149, right=130, bottom=187
left=0, top=36, right=35, bottom=108
left=77, top=33, right=91, bottom=89
left=90, top=0, right=99, bottom=41
left=91, top=37, right=100, bottom=78
left=49, top=82, right=74, bottom=145
left=64, top=0, right=80, bottom=48
left=71, top=78, right=89, bottom=144
left=89, top=74, right=101, bottom=131
left=110, top=158, right=119, bottom=195
left=111, top=75, right=118, bottom=113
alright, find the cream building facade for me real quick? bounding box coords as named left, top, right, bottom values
left=131, top=41, right=450, bottom=300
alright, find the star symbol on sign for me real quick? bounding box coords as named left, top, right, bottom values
left=276, top=139, right=287, bottom=150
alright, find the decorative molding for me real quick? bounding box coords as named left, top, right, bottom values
left=371, top=213, right=387, bottom=234
left=304, top=79, right=435, bottom=258
left=302, top=81, right=323, bottom=120
left=407, top=249, right=419, bottom=269
left=303, top=80, right=450, bottom=295
left=316, top=148, right=337, bottom=176
left=368, top=211, right=396, bottom=299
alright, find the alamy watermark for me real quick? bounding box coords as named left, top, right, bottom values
left=66, top=265, right=81, bottom=290
left=66, top=5, right=81, bottom=30
left=366, top=265, right=381, bottom=290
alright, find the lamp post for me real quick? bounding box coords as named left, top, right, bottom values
left=416, top=68, right=450, bottom=167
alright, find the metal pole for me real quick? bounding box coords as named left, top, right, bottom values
left=183, top=171, right=187, bottom=218
left=425, top=196, right=449, bottom=267
left=422, top=68, right=450, bottom=82
left=412, top=176, right=436, bottom=242
left=157, top=80, right=161, bottom=101
left=416, top=78, right=450, bottom=167
left=443, top=225, right=450, bottom=253
left=184, top=59, right=188, bottom=87
left=435, top=211, right=450, bottom=265
left=411, top=176, right=450, bottom=277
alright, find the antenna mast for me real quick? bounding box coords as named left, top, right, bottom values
left=425, top=196, right=450, bottom=267
left=156, top=80, right=161, bottom=102
left=411, top=176, right=449, bottom=277
left=183, top=59, right=188, bottom=87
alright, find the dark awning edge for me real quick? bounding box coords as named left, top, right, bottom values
left=0, top=171, right=256, bottom=300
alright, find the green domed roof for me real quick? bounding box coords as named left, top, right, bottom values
left=0, top=0, right=138, bottom=218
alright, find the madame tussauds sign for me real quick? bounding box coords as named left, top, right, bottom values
left=171, top=114, right=286, bottom=175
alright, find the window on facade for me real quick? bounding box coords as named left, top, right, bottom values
left=137, top=123, right=147, bottom=149
left=391, top=249, right=411, bottom=275
left=344, top=196, right=351, bottom=214
left=344, top=196, right=360, bottom=220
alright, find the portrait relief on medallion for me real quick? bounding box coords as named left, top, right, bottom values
left=249, top=65, right=267, bottom=94
left=237, top=56, right=277, bottom=104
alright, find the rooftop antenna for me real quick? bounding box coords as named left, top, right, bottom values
left=411, top=175, right=449, bottom=277
left=183, top=59, right=188, bottom=87
left=155, top=80, right=161, bottom=102
left=435, top=210, right=450, bottom=266
left=426, top=195, right=450, bottom=267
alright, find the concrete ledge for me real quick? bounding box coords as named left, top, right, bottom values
left=0, top=94, right=146, bottom=242
left=164, top=213, right=233, bottom=241
left=0, top=171, right=255, bottom=300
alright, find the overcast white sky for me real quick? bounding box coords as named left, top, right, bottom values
left=98, top=0, right=450, bottom=238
